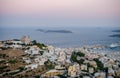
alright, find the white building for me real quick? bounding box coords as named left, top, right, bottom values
left=99, top=56, right=108, bottom=64
left=9, top=44, right=22, bottom=48
left=25, top=46, right=41, bottom=55
left=68, top=63, right=80, bottom=77
left=5, top=39, right=23, bottom=48
left=108, top=68, right=115, bottom=76
left=49, top=55, right=57, bottom=62
left=81, top=64, right=87, bottom=71
left=34, top=56, right=48, bottom=65
left=55, top=65, right=66, bottom=70
left=88, top=67, right=94, bottom=73
left=23, top=57, right=31, bottom=64
left=83, top=76, right=90, bottom=78
left=57, top=51, right=66, bottom=64
left=11, top=39, right=23, bottom=44
left=25, top=63, right=38, bottom=69
left=47, top=46, right=55, bottom=54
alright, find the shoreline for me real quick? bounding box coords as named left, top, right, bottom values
left=0, top=37, right=120, bottom=78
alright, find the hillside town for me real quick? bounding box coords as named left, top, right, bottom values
left=0, top=36, right=120, bottom=78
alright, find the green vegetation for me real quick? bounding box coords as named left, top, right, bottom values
left=9, top=67, right=25, bottom=75
left=0, top=66, right=8, bottom=70
left=19, top=67, right=24, bottom=71
left=9, top=70, right=21, bottom=75
left=87, top=63, right=93, bottom=68
left=32, top=40, right=37, bottom=45
left=71, top=52, right=77, bottom=62
left=82, top=70, right=88, bottom=72
left=34, top=75, right=41, bottom=78
left=76, top=52, right=85, bottom=57
left=8, top=59, right=17, bottom=64
left=77, top=59, right=85, bottom=65
left=39, top=51, right=44, bottom=55
left=0, top=60, right=6, bottom=63
left=32, top=40, right=46, bottom=49
left=71, top=51, right=85, bottom=65
left=36, top=43, right=46, bottom=49
left=93, top=58, right=104, bottom=70
left=0, top=54, right=6, bottom=58
left=57, top=75, right=67, bottom=78
left=44, top=60, right=55, bottom=69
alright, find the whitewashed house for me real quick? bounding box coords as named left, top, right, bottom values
left=6, top=39, right=23, bottom=48
left=9, top=44, right=22, bottom=48
left=57, top=51, right=66, bottom=64
left=88, top=67, right=94, bottom=73
left=34, top=56, right=48, bottom=65
left=11, top=39, right=23, bottom=44
left=23, top=57, right=31, bottom=64
left=83, top=76, right=91, bottom=78
left=68, top=63, right=80, bottom=77
left=25, top=63, right=38, bottom=69
left=25, top=46, right=41, bottom=55
left=81, top=64, right=87, bottom=71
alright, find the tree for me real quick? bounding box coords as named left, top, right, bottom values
left=78, top=59, right=84, bottom=65
left=77, top=51, right=85, bottom=57
left=93, top=58, right=104, bottom=70
left=39, top=51, right=44, bottom=55
left=44, top=60, right=55, bottom=69
left=32, top=40, right=37, bottom=45
left=70, top=52, right=77, bottom=62
left=19, top=67, right=24, bottom=71
left=8, top=59, right=17, bottom=64
left=32, top=40, right=46, bottom=49
left=70, top=52, right=85, bottom=65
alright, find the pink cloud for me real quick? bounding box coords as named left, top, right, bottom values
left=0, top=0, right=120, bottom=18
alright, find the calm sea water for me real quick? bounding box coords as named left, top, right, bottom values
left=0, top=27, right=120, bottom=49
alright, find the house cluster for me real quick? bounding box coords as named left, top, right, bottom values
left=24, top=46, right=73, bottom=70
left=57, top=48, right=73, bottom=65
left=0, top=37, right=120, bottom=78
left=42, top=47, right=120, bottom=78
left=66, top=47, right=120, bottom=78
left=68, top=63, right=80, bottom=77
left=0, top=36, right=31, bottom=49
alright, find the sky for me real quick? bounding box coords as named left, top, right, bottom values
left=0, top=0, right=120, bottom=28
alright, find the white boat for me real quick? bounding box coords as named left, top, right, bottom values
left=110, top=43, right=120, bottom=48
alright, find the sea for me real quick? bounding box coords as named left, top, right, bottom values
left=0, top=26, right=120, bottom=52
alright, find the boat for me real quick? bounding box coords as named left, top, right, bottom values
left=110, top=43, right=120, bottom=48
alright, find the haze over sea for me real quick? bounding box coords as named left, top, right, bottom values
left=0, top=26, right=120, bottom=49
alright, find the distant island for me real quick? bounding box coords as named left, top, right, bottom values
left=110, top=34, right=120, bottom=38
left=110, top=29, right=120, bottom=38
left=112, top=30, right=120, bottom=32
left=36, top=29, right=73, bottom=33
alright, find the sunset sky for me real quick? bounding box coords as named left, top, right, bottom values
left=0, top=0, right=120, bottom=27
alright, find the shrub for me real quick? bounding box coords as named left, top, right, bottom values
left=0, top=66, right=8, bottom=70
left=77, top=52, right=85, bottom=57
left=70, top=51, right=85, bottom=65
left=8, top=60, right=17, bottom=64
left=44, top=60, right=55, bottom=69
left=93, top=58, right=104, bottom=70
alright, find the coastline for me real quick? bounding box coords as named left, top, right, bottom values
left=0, top=37, right=120, bottom=78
